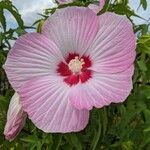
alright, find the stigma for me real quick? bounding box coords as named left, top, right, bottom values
left=68, top=56, right=85, bottom=74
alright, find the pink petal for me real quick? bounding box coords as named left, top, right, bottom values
left=99, top=0, right=106, bottom=11
left=88, top=0, right=105, bottom=13
left=57, top=0, right=74, bottom=4
left=70, top=65, right=134, bottom=110
left=88, top=0, right=106, bottom=14
left=18, top=76, right=89, bottom=133
left=4, top=33, right=64, bottom=90
left=86, top=12, right=136, bottom=73
left=88, top=4, right=100, bottom=14
left=42, top=7, right=99, bottom=57
left=69, top=12, right=136, bottom=110
left=4, top=93, right=27, bottom=141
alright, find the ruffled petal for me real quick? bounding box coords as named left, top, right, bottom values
left=86, top=12, right=136, bottom=73
left=99, top=0, right=106, bottom=11
left=88, top=0, right=105, bottom=13
left=88, top=4, right=100, bottom=14
left=19, top=76, right=89, bottom=133
left=56, top=0, right=74, bottom=4
left=42, top=7, right=99, bottom=57
left=4, top=93, right=27, bottom=141
left=4, top=33, right=64, bottom=90
left=70, top=65, right=134, bottom=110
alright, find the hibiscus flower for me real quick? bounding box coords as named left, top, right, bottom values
left=4, top=6, right=136, bottom=140
left=4, top=93, right=27, bottom=141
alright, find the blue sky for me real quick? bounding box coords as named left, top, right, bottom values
left=129, top=0, right=150, bottom=24
left=12, top=0, right=56, bottom=25
left=4, top=0, right=150, bottom=28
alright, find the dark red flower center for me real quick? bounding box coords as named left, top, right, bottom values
left=57, top=53, right=92, bottom=86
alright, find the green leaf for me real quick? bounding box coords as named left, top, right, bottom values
left=138, top=34, right=150, bottom=54
left=64, top=133, right=82, bottom=150
left=111, top=3, right=145, bottom=19
left=143, top=109, right=150, bottom=124
left=101, top=108, right=108, bottom=136
left=121, top=141, right=134, bottom=150
left=20, top=135, right=37, bottom=143
left=51, top=134, right=62, bottom=150
left=137, top=60, right=147, bottom=72
left=142, top=86, right=150, bottom=99
left=140, top=0, right=147, bottom=10
left=15, top=27, right=26, bottom=36
left=0, top=1, right=24, bottom=29
left=0, top=8, right=6, bottom=31
left=90, top=110, right=102, bottom=150
left=36, top=19, right=45, bottom=33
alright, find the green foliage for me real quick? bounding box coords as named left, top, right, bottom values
left=0, top=0, right=150, bottom=149
left=140, top=0, right=147, bottom=10
left=0, top=0, right=24, bottom=29
left=138, top=34, right=150, bottom=54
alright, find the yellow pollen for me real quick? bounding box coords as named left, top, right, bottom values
left=68, top=56, right=85, bottom=74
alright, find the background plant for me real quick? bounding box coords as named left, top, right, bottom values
left=0, top=0, right=150, bottom=149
